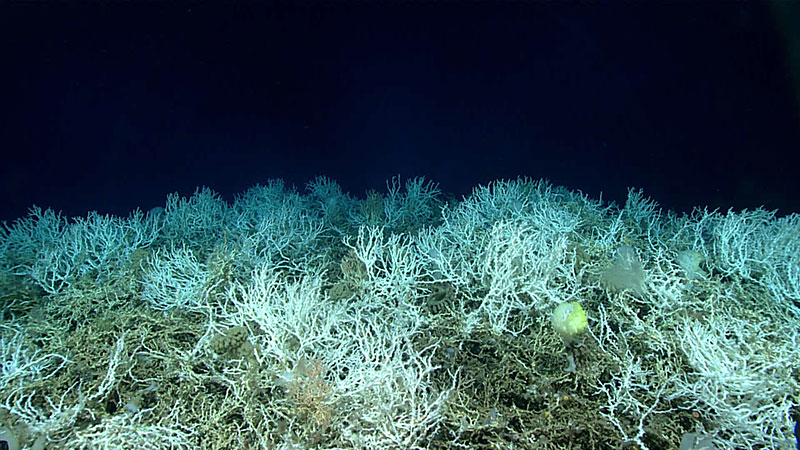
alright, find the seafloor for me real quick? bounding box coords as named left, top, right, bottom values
left=1, top=178, right=797, bottom=449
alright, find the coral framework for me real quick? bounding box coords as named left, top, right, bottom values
left=0, top=177, right=798, bottom=449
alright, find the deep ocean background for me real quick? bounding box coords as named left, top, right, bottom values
left=2, top=2, right=799, bottom=222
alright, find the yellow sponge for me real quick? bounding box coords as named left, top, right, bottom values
left=551, top=302, right=588, bottom=344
